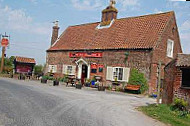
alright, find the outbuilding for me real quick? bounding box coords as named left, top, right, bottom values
left=163, top=54, right=190, bottom=105
left=14, top=56, right=36, bottom=75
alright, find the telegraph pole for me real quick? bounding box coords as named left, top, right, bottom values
left=157, top=61, right=162, bottom=104
left=0, top=47, right=5, bottom=73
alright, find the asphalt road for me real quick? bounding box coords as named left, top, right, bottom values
left=0, top=78, right=165, bottom=126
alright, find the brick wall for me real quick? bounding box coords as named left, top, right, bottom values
left=163, top=61, right=190, bottom=106
left=150, top=13, right=182, bottom=94
left=46, top=49, right=152, bottom=86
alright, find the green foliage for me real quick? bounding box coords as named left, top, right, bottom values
left=171, top=98, right=189, bottom=117
left=115, top=86, right=120, bottom=92
left=128, top=68, right=148, bottom=93
left=34, top=65, right=43, bottom=75
left=139, top=104, right=190, bottom=126
left=108, top=85, right=112, bottom=90
left=42, top=75, right=49, bottom=80
left=0, top=56, right=15, bottom=73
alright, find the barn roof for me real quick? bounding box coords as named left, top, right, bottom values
left=48, top=11, right=174, bottom=51
left=15, top=56, right=36, bottom=64
left=176, top=54, right=190, bottom=67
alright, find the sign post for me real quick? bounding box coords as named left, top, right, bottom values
left=0, top=33, right=9, bottom=73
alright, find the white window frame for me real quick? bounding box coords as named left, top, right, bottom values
left=67, top=65, right=72, bottom=75
left=63, top=65, right=76, bottom=75
left=113, top=67, right=124, bottom=81
left=96, top=19, right=115, bottom=29
left=167, top=39, right=174, bottom=58
left=106, top=66, right=130, bottom=82
left=48, top=65, right=57, bottom=73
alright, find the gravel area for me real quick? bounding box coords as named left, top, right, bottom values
left=0, top=77, right=165, bottom=126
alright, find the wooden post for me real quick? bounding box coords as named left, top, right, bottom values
left=0, top=47, right=5, bottom=73
left=157, top=61, right=162, bottom=104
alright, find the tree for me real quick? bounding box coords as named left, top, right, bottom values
left=34, top=65, right=43, bottom=75
left=0, top=56, right=15, bottom=73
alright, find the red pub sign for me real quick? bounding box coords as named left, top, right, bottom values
left=69, top=52, right=103, bottom=58
left=1, top=38, right=9, bottom=47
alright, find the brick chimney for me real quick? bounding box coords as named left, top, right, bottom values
left=101, top=0, right=118, bottom=26
left=51, top=21, right=59, bottom=46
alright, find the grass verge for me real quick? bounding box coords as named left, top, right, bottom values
left=139, top=104, right=190, bottom=126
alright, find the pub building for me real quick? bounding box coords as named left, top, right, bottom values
left=46, top=0, right=182, bottom=93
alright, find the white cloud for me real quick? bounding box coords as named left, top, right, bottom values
left=71, top=0, right=102, bottom=10
left=179, top=20, right=190, bottom=31
left=179, top=20, right=190, bottom=54
left=117, top=0, right=139, bottom=7
left=180, top=32, right=190, bottom=54
left=27, top=0, right=37, bottom=4
left=0, top=5, right=50, bottom=35
left=70, top=0, right=139, bottom=10
left=154, top=8, right=164, bottom=14
left=169, top=0, right=186, bottom=1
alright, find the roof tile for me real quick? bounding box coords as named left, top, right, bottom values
left=48, top=11, right=174, bottom=51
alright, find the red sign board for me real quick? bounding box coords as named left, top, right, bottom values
left=98, top=64, right=104, bottom=68
left=69, top=52, right=102, bottom=58
left=91, top=63, right=98, bottom=69
left=91, top=64, right=104, bottom=69
left=1, top=38, right=9, bottom=47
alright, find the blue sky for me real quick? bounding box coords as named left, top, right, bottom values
left=0, top=0, right=190, bottom=64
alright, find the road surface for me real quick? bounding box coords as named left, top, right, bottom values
left=0, top=78, right=165, bottom=126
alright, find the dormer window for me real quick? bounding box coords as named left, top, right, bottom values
left=96, top=19, right=115, bottom=29
left=167, top=39, right=174, bottom=58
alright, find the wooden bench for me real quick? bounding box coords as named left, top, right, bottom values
left=125, top=84, right=141, bottom=94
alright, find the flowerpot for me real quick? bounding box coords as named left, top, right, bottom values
left=76, top=84, right=82, bottom=89
left=41, top=79, right=47, bottom=83
left=85, top=83, right=90, bottom=87
left=98, top=86, right=105, bottom=91
left=53, top=80, right=59, bottom=86
left=91, top=81, right=95, bottom=86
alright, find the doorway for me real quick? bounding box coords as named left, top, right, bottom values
left=81, top=64, right=88, bottom=85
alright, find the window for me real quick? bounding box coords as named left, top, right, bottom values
left=91, top=69, right=97, bottom=73
left=167, top=39, right=174, bottom=58
left=63, top=65, right=76, bottom=75
left=99, top=67, right=103, bottom=72
left=67, top=66, right=72, bottom=75
left=106, top=66, right=130, bottom=82
left=113, top=67, right=123, bottom=81
left=48, top=65, right=57, bottom=73
left=96, top=19, right=115, bottom=29
left=181, top=68, right=190, bottom=88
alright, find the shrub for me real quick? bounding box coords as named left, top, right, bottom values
left=42, top=75, right=48, bottom=80
left=115, top=86, right=120, bottom=92
left=172, top=98, right=188, bottom=111
left=171, top=98, right=189, bottom=117
left=128, top=68, right=148, bottom=93
left=108, top=85, right=112, bottom=90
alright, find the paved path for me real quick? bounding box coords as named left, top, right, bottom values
left=0, top=78, right=165, bottom=126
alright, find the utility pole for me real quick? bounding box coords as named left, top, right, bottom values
left=157, top=61, right=162, bottom=104
left=0, top=47, right=5, bottom=73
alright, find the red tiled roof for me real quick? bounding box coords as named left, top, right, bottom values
left=15, top=56, right=36, bottom=64
left=176, top=54, right=190, bottom=67
left=48, top=11, right=174, bottom=51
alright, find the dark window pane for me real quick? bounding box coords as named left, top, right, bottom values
left=182, top=69, right=190, bottom=87
left=91, top=69, right=97, bottom=73
left=99, top=68, right=103, bottom=72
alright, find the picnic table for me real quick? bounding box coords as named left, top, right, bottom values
left=66, top=75, right=76, bottom=87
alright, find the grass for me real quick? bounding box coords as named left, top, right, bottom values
left=139, top=104, right=190, bottom=126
